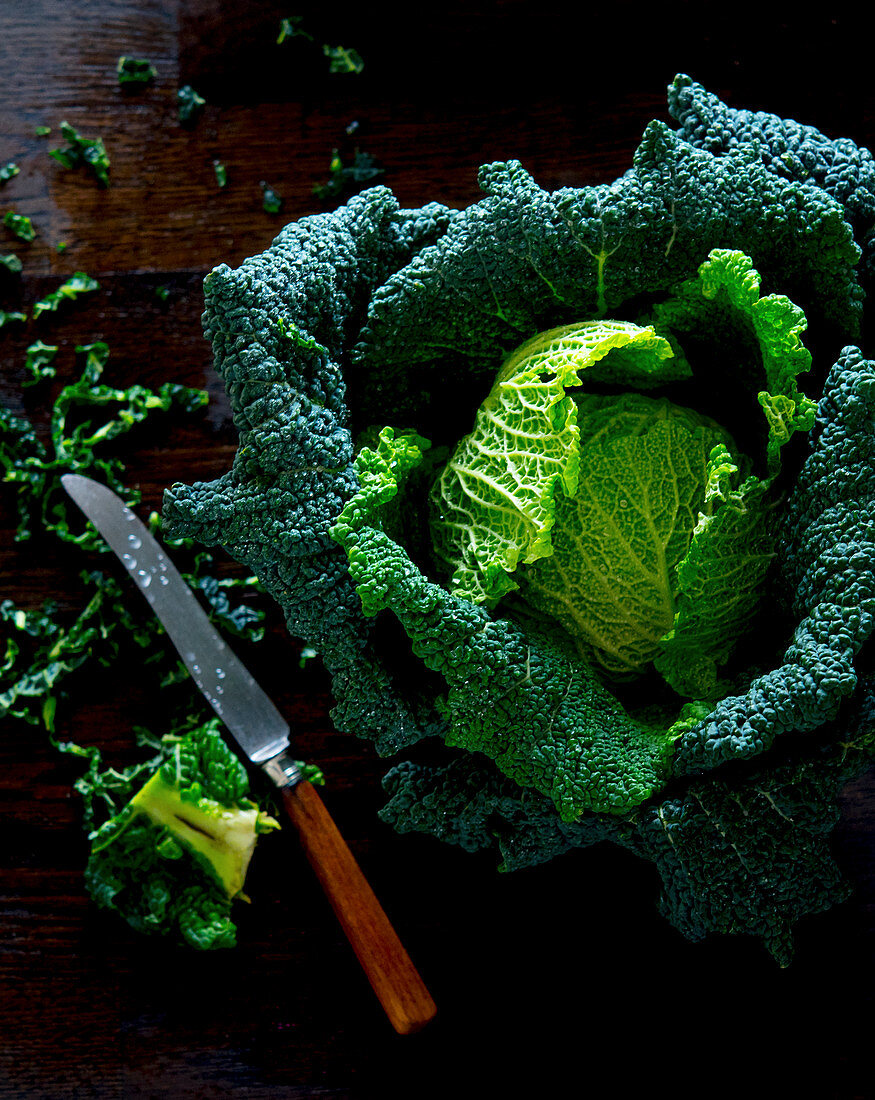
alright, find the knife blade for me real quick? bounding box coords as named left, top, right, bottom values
left=62, top=474, right=289, bottom=764
left=61, top=473, right=437, bottom=1035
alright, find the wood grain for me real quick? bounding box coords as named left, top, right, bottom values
left=2, top=2, right=875, bottom=1097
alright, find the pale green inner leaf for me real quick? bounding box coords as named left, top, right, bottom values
left=516, top=394, right=730, bottom=675
left=429, top=320, right=684, bottom=603
left=654, top=455, right=775, bottom=698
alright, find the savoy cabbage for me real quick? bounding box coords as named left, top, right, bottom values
left=163, top=76, right=875, bottom=964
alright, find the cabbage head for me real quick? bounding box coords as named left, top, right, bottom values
left=164, top=76, right=875, bottom=964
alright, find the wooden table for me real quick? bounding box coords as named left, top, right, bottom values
left=2, top=3, right=874, bottom=1096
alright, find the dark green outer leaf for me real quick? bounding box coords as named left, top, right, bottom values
left=668, top=73, right=875, bottom=286
left=163, top=190, right=460, bottom=755
left=353, top=126, right=861, bottom=413
left=673, top=346, right=875, bottom=773
left=381, top=683, right=875, bottom=964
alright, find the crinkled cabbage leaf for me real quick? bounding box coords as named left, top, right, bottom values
left=163, top=78, right=875, bottom=962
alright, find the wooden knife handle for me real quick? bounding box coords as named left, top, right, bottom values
left=281, top=780, right=437, bottom=1035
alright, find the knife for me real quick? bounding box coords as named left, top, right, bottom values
left=61, top=473, right=437, bottom=1036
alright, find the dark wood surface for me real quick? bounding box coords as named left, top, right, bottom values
left=2, top=3, right=875, bottom=1097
